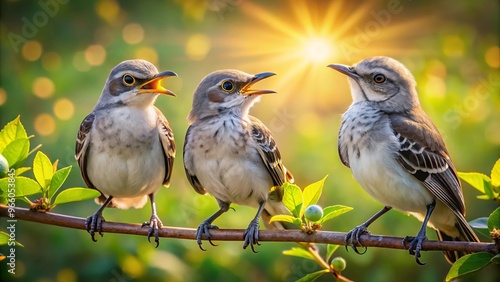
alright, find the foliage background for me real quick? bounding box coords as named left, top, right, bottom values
left=0, top=0, right=499, bottom=281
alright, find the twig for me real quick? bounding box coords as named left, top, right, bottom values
left=0, top=205, right=496, bottom=254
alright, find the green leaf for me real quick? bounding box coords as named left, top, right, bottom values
left=0, top=231, right=24, bottom=247
left=458, top=172, right=492, bottom=195
left=491, top=254, right=500, bottom=264
left=15, top=167, right=31, bottom=176
left=282, top=247, right=315, bottom=261
left=0, top=176, right=41, bottom=197
left=53, top=188, right=101, bottom=205
left=296, top=269, right=330, bottom=282
left=2, top=138, right=30, bottom=169
left=282, top=183, right=303, bottom=218
left=269, top=214, right=302, bottom=226
left=326, top=244, right=340, bottom=264
left=302, top=175, right=327, bottom=217
left=48, top=166, right=71, bottom=199
left=469, top=217, right=490, bottom=237
left=33, top=151, right=53, bottom=190
left=317, top=205, right=353, bottom=224
left=491, top=159, right=500, bottom=189
left=487, top=208, right=500, bottom=232
left=446, top=253, right=494, bottom=282
left=476, top=194, right=493, bottom=200
left=0, top=116, right=27, bottom=153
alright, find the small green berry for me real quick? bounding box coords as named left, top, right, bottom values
left=331, top=257, right=346, bottom=272
left=304, top=204, right=323, bottom=222
left=0, top=153, right=9, bottom=178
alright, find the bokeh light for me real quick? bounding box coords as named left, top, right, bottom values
left=32, top=77, right=55, bottom=99
left=53, top=98, right=75, bottom=120
left=442, top=35, right=465, bottom=57
left=0, top=88, right=6, bottom=106
left=185, top=34, right=211, bottom=60
left=485, top=46, right=499, bottom=68
left=134, top=47, right=159, bottom=66
left=22, top=40, right=43, bottom=61
left=95, top=0, right=121, bottom=24
left=73, top=51, right=91, bottom=72
left=41, top=52, right=62, bottom=71
left=33, top=114, right=56, bottom=136
left=85, top=44, right=107, bottom=66
left=123, top=23, right=144, bottom=44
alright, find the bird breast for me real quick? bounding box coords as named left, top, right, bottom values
left=87, top=106, right=166, bottom=199
left=186, top=115, right=273, bottom=207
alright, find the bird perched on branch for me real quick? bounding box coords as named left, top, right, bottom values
left=75, top=59, right=176, bottom=247
left=328, top=56, right=479, bottom=264
left=183, top=70, right=297, bottom=252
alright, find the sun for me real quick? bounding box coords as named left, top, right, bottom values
left=303, top=38, right=334, bottom=63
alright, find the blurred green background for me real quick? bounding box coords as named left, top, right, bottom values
left=1, top=0, right=499, bottom=281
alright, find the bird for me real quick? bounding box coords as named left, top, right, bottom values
left=183, top=69, right=297, bottom=252
left=328, top=56, right=479, bottom=264
left=75, top=59, right=177, bottom=247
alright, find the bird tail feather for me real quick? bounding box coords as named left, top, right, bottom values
left=437, top=215, right=480, bottom=264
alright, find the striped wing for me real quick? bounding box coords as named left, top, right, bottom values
left=154, top=107, right=176, bottom=187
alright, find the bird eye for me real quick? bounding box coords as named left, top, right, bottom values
left=122, top=74, right=135, bottom=86
left=221, top=80, right=234, bottom=92
left=373, top=74, right=386, bottom=83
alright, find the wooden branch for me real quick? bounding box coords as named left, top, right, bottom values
left=0, top=205, right=496, bottom=254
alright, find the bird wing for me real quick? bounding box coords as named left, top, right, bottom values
left=338, top=119, right=350, bottom=168
left=75, top=113, right=96, bottom=189
left=249, top=116, right=294, bottom=196
left=183, top=125, right=207, bottom=195
left=389, top=109, right=466, bottom=215
left=154, top=107, right=176, bottom=187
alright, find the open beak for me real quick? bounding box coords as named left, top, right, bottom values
left=241, top=72, right=277, bottom=96
left=327, top=64, right=360, bottom=80
left=139, top=70, right=178, bottom=96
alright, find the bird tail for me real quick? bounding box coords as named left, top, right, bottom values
left=437, top=215, right=480, bottom=264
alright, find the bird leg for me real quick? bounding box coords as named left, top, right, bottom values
left=243, top=200, right=266, bottom=253
left=141, top=193, right=163, bottom=248
left=345, top=206, right=392, bottom=254
left=85, top=196, right=113, bottom=242
left=196, top=200, right=230, bottom=251
left=403, top=200, right=435, bottom=265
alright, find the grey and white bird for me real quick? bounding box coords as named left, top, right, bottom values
left=183, top=70, right=295, bottom=252
left=328, top=56, right=479, bottom=264
left=75, top=59, right=176, bottom=246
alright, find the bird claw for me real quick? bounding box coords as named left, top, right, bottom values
left=142, top=214, right=163, bottom=248
left=243, top=219, right=260, bottom=253
left=85, top=212, right=105, bottom=242
left=402, top=235, right=427, bottom=265
left=344, top=224, right=369, bottom=255
left=196, top=221, right=219, bottom=251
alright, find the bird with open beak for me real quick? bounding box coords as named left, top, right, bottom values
left=183, top=70, right=297, bottom=252
left=76, top=59, right=177, bottom=247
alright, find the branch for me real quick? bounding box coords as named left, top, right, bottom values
left=0, top=205, right=496, bottom=254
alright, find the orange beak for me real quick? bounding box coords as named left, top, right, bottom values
left=138, top=70, right=177, bottom=96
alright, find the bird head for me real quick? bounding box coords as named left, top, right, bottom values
left=96, top=59, right=177, bottom=109
left=188, top=70, right=276, bottom=123
left=328, top=56, right=419, bottom=112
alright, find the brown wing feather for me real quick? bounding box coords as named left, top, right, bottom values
left=389, top=108, right=465, bottom=215
left=183, top=125, right=207, bottom=195
left=75, top=113, right=96, bottom=189
left=249, top=116, right=293, bottom=197
left=154, top=107, right=175, bottom=187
